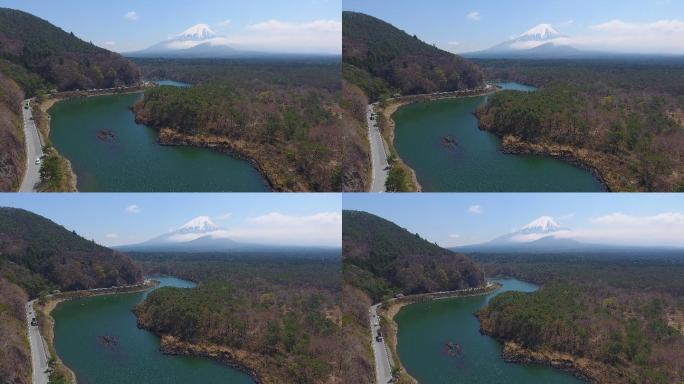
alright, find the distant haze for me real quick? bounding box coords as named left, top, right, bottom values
left=343, top=0, right=684, bottom=55
left=2, top=0, right=341, bottom=54
left=342, top=194, right=684, bottom=249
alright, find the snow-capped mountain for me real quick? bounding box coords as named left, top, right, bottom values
left=487, top=216, right=572, bottom=245
left=175, top=215, right=219, bottom=234
left=116, top=216, right=340, bottom=254
left=126, top=23, right=247, bottom=58
left=117, top=216, right=243, bottom=252
left=466, top=23, right=582, bottom=58
left=452, top=216, right=588, bottom=253
left=175, top=24, right=217, bottom=41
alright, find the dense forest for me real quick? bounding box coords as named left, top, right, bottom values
left=133, top=256, right=355, bottom=384
left=342, top=11, right=485, bottom=191
left=0, top=72, right=25, bottom=191
left=0, top=8, right=140, bottom=94
left=476, top=59, right=684, bottom=191
left=133, top=58, right=344, bottom=191
left=0, top=7, right=140, bottom=192
left=0, top=207, right=142, bottom=384
left=476, top=254, right=684, bottom=383
left=343, top=210, right=484, bottom=301
left=343, top=11, right=483, bottom=99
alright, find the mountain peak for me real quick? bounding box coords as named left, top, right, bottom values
left=520, top=24, right=562, bottom=40
left=178, top=216, right=219, bottom=232
left=521, top=216, right=561, bottom=232
left=176, top=24, right=217, bottom=41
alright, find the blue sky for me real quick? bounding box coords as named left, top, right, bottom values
left=3, top=0, right=341, bottom=53
left=0, top=193, right=341, bottom=247
left=343, top=0, right=684, bottom=54
left=343, top=193, right=684, bottom=248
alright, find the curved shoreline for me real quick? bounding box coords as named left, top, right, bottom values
left=386, top=84, right=608, bottom=192
left=377, top=282, right=502, bottom=383
left=36, top=280, right=158, bottom=384
left=36, top=85, right=150, bottom=192
left=44, top=86, right=273, bottom=192
left=380, top=86, right=497, bottom=192
left=488, top=135, right=613, bottom=192
left=151, top=128, right=275, bottom=191
left=154, top=335, right=264, bottom=384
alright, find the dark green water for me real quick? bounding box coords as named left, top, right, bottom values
left=393, top=83, right=604, bottom=191
left=49, top=89, right=268, bottom=192
left=52, top=277, right=255, bottom=384
left=395, top=278, right=584, bottom=384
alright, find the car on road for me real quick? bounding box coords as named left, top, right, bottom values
left=31, top=317, right=38, bottom=326
left=383, top=165, right=391, bottom=171
left=376, top=335, right=383, bottom=342
left=35, top=158, right=42, bottom=165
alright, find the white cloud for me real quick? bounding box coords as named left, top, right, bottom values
left=557, top=20, right=574, bottom=28
left=103, top=41, right=116, bottom=47
left=552, top=212, right=684, bottom=247
left=447, top=41, right=460, bottom=46
left=448, top=234, right=461, bottom=239
left=179, top=19, right=342, bottom=54
left=544, top=19, right=684, bottom=54
left=124, top=11, right=139, bottom=21
left=216, top=19, right=232, bottom=28
left=467, top=11, right=481, bottom=21
left=105, top=233, right=118, bottom=239
left=124, top=204, right=141, bottom=214
left=214, top=212, right=233, bottom=221
left=592, top=212, right=684, bottom=225
left=468, top=205, right=482, bottom=214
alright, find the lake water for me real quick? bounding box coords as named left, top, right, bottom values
left=49, top=84, right=268, bottom=192
left=52, top=276, right=255, bottom=384
left=394, top=278, right=584, bottom=383
left=393, top=83, right=604, bottom=191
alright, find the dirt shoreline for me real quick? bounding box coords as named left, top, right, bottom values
left=35, top=280, right=158, bottom=384
left=378, top=282, right=502, bottom=383
left=379, top=86, right=497, bottom=192
left=156, top=335, right=266, bottom=384
left=494, top=135, right=615, bottom=192
left=34, top=85, right=148, bottom=192
left=153, top=128, right=276, bottom=191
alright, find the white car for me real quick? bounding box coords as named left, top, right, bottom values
left=35, top=158, right=42, bottom=165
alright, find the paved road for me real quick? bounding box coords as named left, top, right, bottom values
left=369, top=303, right=394, bottom=384
left=19, top=99, right=43, bottom=192
left=367, top=104, right=389, bottom=192
left=26, top=300, right=49, bottom=384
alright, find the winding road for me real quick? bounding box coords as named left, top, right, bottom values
left=369, top=303, right=394, bottom=384
left=25, top=280, right=154, bottom=384
left=26, top=300, right=49, bottom=384
left=369, top=282, right=498, bottom=383
left=368, top=104, right=389, bottom=192
left=19, top=98, right=43, bottom=192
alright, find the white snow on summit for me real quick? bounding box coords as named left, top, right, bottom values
left=521, top=216, right=561, bottom=232
left=178, top=216, right=219, bottom=233
left=176, top=24, right=217, bottom=41
left=519, top=24, right=562, bottom=40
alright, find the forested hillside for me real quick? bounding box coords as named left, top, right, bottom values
left=133, top=59, right=343, bottom=191
left=341, top=80, right=371, bottom=191
left=0, top=8, right=140, bottom=93
left=134, top=257, right=350, bottom=384
left=0, top=207, right=142, bottom=384
left=0, top=207, right=142, bottom=295
left=0, top=73, right=25, bottom=192
left=0, top=8, right=141, bottom=191
left=477, top=255, right=684, bottom=383
left=476, top=59, right=684, bottom=191
left=343, top=210, right=484, bottom=301
left=343, top=11, right=483, bottom=99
